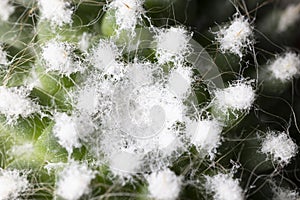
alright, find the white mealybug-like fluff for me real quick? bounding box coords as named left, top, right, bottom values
left=41, top=40, right=82, bottom=76
left=186, top=118, right=223, bottom=159
left=147, top=169, right=182, bottom=200
left=0, top=0, right=15, bottom=21
left=53, top=113, right=82, bottom=155
left=268, top=52, right=300, bottom=82
left=107, top=0, right=144, bottom=32
left=39, top=0, right=73, bottom=26
left=215, top=13, right=253, bottom=58
left=278, top=3, right=300, bottom=32
left=0, top=168, right=29, bottom=200
left=56, top=162, right=95, bottom=200
left=206, top=173, right=244, bottom=200
left=0, top=86, right=39, bottom=123
left=155, top=27, right=192, bottom=64
left=273, top=187, right=300, bottom=200
left=0, top=46, right=9, bottom=66
left=214, top=80, right=255, bottom=111
left=261, top=131, right=298, bottom=165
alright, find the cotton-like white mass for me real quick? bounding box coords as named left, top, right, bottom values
left=0, top=0, right=15, bottom=21
left=39, top=0, right=73, bottom=26
left=206, top=173, right=244, bottom=200
left=147, top=169, right=182, bottom=200
left=261, top=131, right=298, bottom=165
left=0, top=46, right=9, bottom=66
left=278, top=3, right=300, bottom=32
left=268, top=52, right=300, bottom=82
left=273, top=187, right=300, bottom=200
left=0, top=168, right=29, bottom=200
left=215, top=13, right=253, bottom=58
left=56, top=162, right=95, bottom=200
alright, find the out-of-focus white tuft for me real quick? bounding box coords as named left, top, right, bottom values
left=273, top=187, right=300, bottom=200
left=147, top=168, right=182, bottom=200
left=186, top=118, right=223, bottom=159
left=0, top=86, right=39, bottom=123
left=41, top=40, right=82, bottom=76
left=215, top=13, right=253, bottom=58
left=0, top=168, right=29, bottom=200
left=214, top=80, right=255, bottom=111
left=53, top=113, right=83, bottom=155
left=107, top=0, right=144, bottom=33
left=261, top=131, right=298, bottom=165
left=206, top=173, right=244, bottom=200
left=0, top=0, right=15, bottom=21
left=9, top=142, right=34, bottom=158
left=78, top=32, right=91, bottom=52
left=268, top=52, right=300, bottom=82
left=39, top=0, right=73, bottom=26
left=56, top=162, right=95, bottom=200
left=278, top=3, right=300, bottom=33
left=155, top=27, right=192, bottom=64
left=0, top=46, right=9, bottom=66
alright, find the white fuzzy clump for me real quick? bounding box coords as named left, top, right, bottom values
left=261, top=131, right=298, bottom=165
left=0, top=168, right=29, bottom=200
left=0, top=86, right=39, bottom=123
left=41, top=40, right=82, bottom=76
left=9, top=142, right=35, bottom=158
left=155, top=27, right=192, bottom=64
left=215, top=13, right=253, bottom=58
left=268, top=52, right=300, bottom=82
left=147, top=169, right=182, bottom=200
left=278, top=3, right=300, bottom=32
left=53, top=113, right=83, bottom=155
left=186, top=118, right=223, bottom=159
left=0, top=46, right=9, bottom=66
left=0, top=0, right=15, bottom=21
left=56, top=162, right=95, bottom=200
left=39, top=0, right=73, bottom=27
left=206, top=173, right=244, bottom=200
left=107, top=0, right=144, bottom=33
left=214, top=80, right=255, bottom=111
left=273, top=187, right=299, bottom=200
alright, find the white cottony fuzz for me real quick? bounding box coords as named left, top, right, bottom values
left=147, top=169, right=182, bottom=200
left=56, top=162, right=95, bottom=200
left=273, top=187, right=300, bottom=200
left=268, top=52, right=300, bottom=82
left=78, top=32, right=91, bottom=52
left=41, top=40, right=82, bottom=76
left=0, top=168, right=29, bottom=200
left=39, top=0, right=73, bottom=26
left=0, top=46, right=9, bottom=66
left=155, top=27, right=192, bottom=64
left=53, top=113, right=82, bottom=155
left=261, top=131, right=298, bottom=165
left=0, top=86, right=39, bottom=123
left=215, top=13, right=253, bottom=58
left=186, top=119, right=223, bottom=159
left=108, top=0, right=144, bottom=32
left=0, top=0, right=14, bottom=21
left=214, top=80, right=255, bottom=111
left=206, top=173, right=244, bottom=200
left=10, top=142, right=35, bottom=158
left=278, top=4, right=300, bottom=32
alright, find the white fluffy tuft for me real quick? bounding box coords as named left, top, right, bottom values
left=268, top=52, right=300, bottom=82
left=214, top=80, right=255, bottom=111
left=39, top=0, right=73, bottom=26
left=278, top=4, right=300, bottom=32
left=215, top=13, right=253, bottom=58
left=0, top=0, right=15, bottom=21
left=206, top=173, right=244, bottom=200
left=0, top=168, right=29, bottom=200
left=0, top=46, right=9, bottom=66
left=147, top=168, right=182, bottom=200
left=155, top=27, right=192, bottom=64
left=0, top=86, right=39, bottom=123
left=41, top=40, right=82, bottom=76
left=56, top=162, right=95, bottom=200
left=261, top=131, right=298, bottom=165
left=273, top=187, right=299, bottom=200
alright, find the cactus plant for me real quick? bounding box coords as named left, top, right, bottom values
left=0, top=0, right=300, bottom=200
